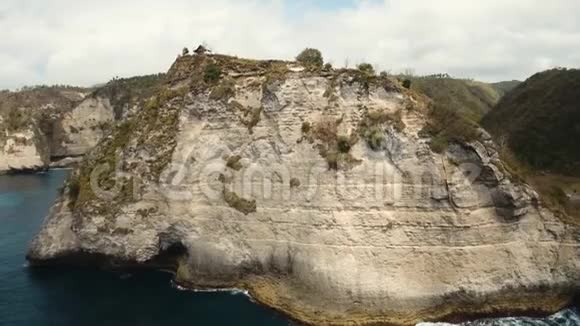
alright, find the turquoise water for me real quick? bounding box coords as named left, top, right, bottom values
left=0, top=170, right=577, bottom=326
left=0, top=170, right=290, bottom=325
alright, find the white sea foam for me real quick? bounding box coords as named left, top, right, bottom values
left=415, top=308, right=580, bottom=326
left=170, top=281, right=251, bottom=298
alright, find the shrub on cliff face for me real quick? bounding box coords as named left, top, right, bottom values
left=364, top=126, right=385, bottom=151
left=296, top=48, right=324, bottom=68
left=357, top=63, right=375, bottom=75
left=209, top=78, right=236, bottom=101
left=67, top=178, right=81, bottom=209
left=226, top=155, right=243, bottom=171
left=204, top=63, right=222, bottom=83
left=290, top=178, right=301, bottom=188
left=4, top=109, right=29, bottom=131
left=301, top=121, right=311, bottom=134
left=358, top=108, right=405, bottom=151
left=223, top=188, right=256, bottom=215
left=337, top=135, right=352, bottom=153
left=311, top=116, right=361, bottom=170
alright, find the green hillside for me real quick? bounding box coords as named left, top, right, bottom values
left=411, top=76, right=505, bottom=154
left=491, top=80, right=521, bottom=96
left=412, top=77, right=502, bottom=122
left=482, top=68, right=580, bottom=223
left=483, top=68, right=580, bottom=176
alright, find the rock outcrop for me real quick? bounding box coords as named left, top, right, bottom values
left=49, top=95, right=115, bottom=158
left=27, top=54, right=580, bottom=325
left=0, top=124, right=49, bottom=173
left=0, top=75, right=163, bottom=173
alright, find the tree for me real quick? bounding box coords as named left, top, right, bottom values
left=296, top=48, right=324, bottom=68
left=357, top=63, right=375, bottom=75
left=182, top=47, right=189, bottom=56
left=204, top=63, right=221, bottom=83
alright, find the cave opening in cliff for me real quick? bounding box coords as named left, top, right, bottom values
left=150, top=241, right=189, bottom=270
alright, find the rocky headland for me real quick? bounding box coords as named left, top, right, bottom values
left=26, top=53, right=580, bottom=325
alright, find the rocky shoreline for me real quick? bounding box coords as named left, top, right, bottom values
left=0, top=158, right=80, bottom=175
left=26, top=249, right=578, bottom=326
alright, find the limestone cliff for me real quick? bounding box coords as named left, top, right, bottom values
left=0, top=75, right=163, bottom=173
left=27, top=54, right=580, bottom=325
left=0, top=122, right=49, bottom=173
left=49, top=95, right=115, bottom=158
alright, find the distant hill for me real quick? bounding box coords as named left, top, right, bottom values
left=92, top=73, right=165, bottom=119
left=483, top=68, right=580, bottom=176
left=411, top=77, right=502, bottom=122
left=0, top=86, right=90, bottom=132
left=491, top=80, right=521, bottom=96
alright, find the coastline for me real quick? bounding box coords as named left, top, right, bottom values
left=26, top=246, right=579, bottom=326
left=0, top=161, right=77, bottom=176
left=173, top=271, right=578, bottom=326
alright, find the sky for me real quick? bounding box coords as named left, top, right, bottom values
left=1, top=0, right=580, bottom=89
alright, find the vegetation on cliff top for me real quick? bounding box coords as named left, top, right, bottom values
left=296, top=48, right=324, bottom=69
left=92, top=73, right=165, bottom=119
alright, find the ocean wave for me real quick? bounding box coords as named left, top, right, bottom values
left=170, top=281, right=251, bottom=298
left=416, top=308, right=580, bottom=326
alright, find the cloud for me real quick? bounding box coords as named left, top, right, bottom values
left=1, top=0, right=579, bottom=89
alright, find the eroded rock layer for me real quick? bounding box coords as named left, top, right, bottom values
left=28, top=55, right=580, bottom=325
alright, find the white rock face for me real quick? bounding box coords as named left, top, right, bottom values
left=51, top=96, right=114, bottom=158
left=28, top=62, right=580, bottom=325
left=0, top=127, right=48, bottom=172
left=0, top=92, right=115, bottom=173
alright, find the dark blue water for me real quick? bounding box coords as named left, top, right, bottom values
left=0, top=170, right=291, bottom=326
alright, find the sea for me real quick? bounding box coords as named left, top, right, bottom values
left=0, top=170, right=577, bottom=325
